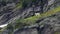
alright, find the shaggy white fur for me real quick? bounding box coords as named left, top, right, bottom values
left=35, top=13, right=40, bottom=16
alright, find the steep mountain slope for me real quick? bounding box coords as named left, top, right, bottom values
left=0, top=8, right=60, bottom=34
left=0, top=0, right=60, bottom=34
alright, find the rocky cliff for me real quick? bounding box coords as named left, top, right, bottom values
left=0, top=0, right=60, bottom=34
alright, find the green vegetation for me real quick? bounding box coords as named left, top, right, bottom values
left=13, top=0, right=23, bottom=11
left=0, top=5, right=60, bottom=33
left=11, top=6, right=60, bottom=30
left=0, top=0, right=60, bottom=34
left=15, top=0, right=37, bottom=9
left=16, top=6, right=60, bottom=25
left=54, top=31, right=60, bottom=34
left=14, top=0, right=60, bottom=27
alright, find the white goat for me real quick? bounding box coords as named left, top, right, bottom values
left=35, top=13, right=40, bottom=16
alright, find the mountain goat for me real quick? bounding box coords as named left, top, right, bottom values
left=35, top=13, right=40, bottom=16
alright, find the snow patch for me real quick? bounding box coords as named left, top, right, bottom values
left=0, top=24, right=8, bottom=28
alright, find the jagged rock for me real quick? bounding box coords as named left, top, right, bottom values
left=0, top=0, right=60, bottom=34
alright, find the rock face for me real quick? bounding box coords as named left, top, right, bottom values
left=0, top=0, right=59, bottom=25
left=0, top=0, right=60, bottom=34
left=13, top=12, right=60, bottom=34
left=14, top=28, right=38, bottom=34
